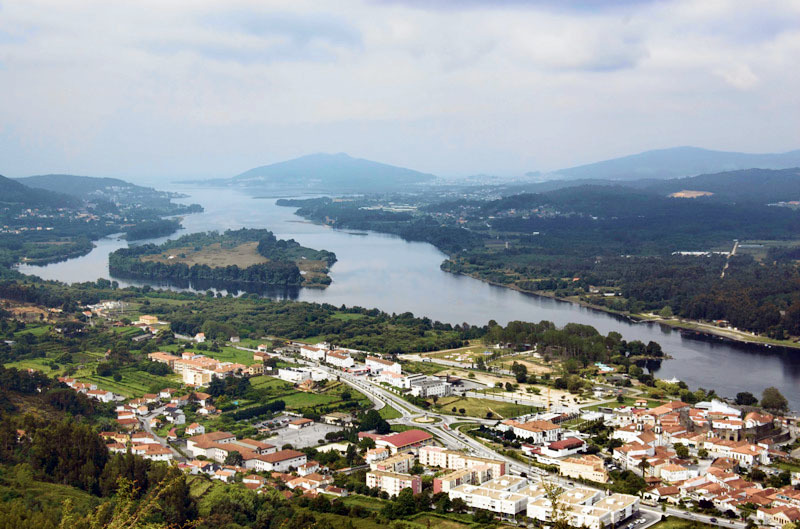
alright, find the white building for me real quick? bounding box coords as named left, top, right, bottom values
left=498, top=419, right=561, bottom=444
left=249, top=449, right=307, bottom=472
left=408, top=376, right=451, bottom=398
left=277, top=367, right=313, bottom=384
left=366, top=356, right=401, bottom=374
left=300, top=344, right=328, bottom=362
left=326, top=350, right=355, bottom=369
left=366, top=470, right=421, bottom=496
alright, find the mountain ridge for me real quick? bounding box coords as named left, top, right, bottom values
left=545, top=146, right=800, bottom=181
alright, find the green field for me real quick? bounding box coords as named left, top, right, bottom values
left=378, top=403, right=402, bottom=420
left=432, top=396, right=539, bottom=419
left=649, top=517, right=715, bottom=529
left=331, top=312, right=366, bottom=321
left=75, top=365, right=180, bottom=398
left=583, top=396, right=663, bottom=412
left=400, top=361, right=446, bottom=375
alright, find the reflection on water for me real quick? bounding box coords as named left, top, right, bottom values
left=18, top=186, right=800, bottom=409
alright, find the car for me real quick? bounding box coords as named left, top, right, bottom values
left=710, top=518, right=717, bottom=523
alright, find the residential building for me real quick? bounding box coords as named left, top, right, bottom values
left=419, top=446, right=506, bottom=477
left=498, top=419, right=561, bottom=444
left=326, top=350, right=354, bottom=369
left=559, top=455, right=609, bottom=483
left=366, top=470, right=422, bottom=496
left=371, top=452, right=414, bottom=474
left=250, top=449, right=307, bottom=472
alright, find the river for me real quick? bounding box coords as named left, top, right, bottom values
left=18, top=187, right=800, bottom=409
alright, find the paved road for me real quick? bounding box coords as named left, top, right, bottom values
left=139, top=405, right=186, bottom=461
left=280, top=353, right=738, bottom=528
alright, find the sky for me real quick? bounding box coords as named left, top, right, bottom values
left=0, top=0, right=799, bottom=181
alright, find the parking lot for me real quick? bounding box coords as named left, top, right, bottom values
left=259, top=417, right=344, bottom=449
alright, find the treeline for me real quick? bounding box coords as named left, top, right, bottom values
left=124, top=218, right=181, bottom=241
left=282, top=197, right=483, bottom=254
left=110, top=247, right=303, bottom=286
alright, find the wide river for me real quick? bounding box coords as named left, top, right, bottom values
left=19, top=187, right=800, bottom=410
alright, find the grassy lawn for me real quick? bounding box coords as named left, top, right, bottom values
left=649, top=517, right=715, bottom=529
left=341, top=494, right=388, bottom=513
left=13, top=324, right=52, bottom=337
left=774, top=461, right=800, bottom=473
left=409, top=514, right=474, bottom=529
left=432, top=396, right=538, bottom=419
left=583, top=396, right=663, bottom=412
left=400, top=361, right=446, bottom=375
left=378, top=403, right=403, bottom=420
left=250, top=375, right=293, bottom=391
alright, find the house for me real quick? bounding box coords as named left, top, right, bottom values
left=757, top=505, right=800, bottom=527
left=213, top=469, right=235, bottom=482
left=323, top=485, right=348, bottom=497
left=298, top=460, right=321, bottom=476
left=186, top=423, right=205, bottom=436
left=86, top=389, right=116, bottom=403
left=366, top=471, right=421, bottom=496
left=247, top=364, right=264, bottom=376
left=166, top=428, right=178, bottom=441
left=186, top=431, right=237, bottom=458
left=132, top=443, right=173, bottom=461
left=137, top=315, right=159, bottom=325
left=194, top=332, right=206, bottom=343
left=159, top=387, right=177, bottom=399
left=288, top=418, right=314, bottom=430
left=659, top=464, right=697, bottom=483
left=559, top=455, right=609, bottom=483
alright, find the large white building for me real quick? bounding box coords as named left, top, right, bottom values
left=419, top=446, right=506, bottom=477
left=326, top=350, right=355, bottom=369
left=300, top=344, right=328, bottom=362
left=498, top=419, right=561, bottom=444
left=366, top=356, right=401, bottom=374
left=407, top=375, right=451, bottom=398
left=277, top=367, right=313, bottom=384
left=148, top=351, right=246, bottom=386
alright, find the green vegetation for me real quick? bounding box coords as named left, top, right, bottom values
left=649, top=516, right=715, bottom=529
left=109, top=228, right=336, bottom=291
left=432, top=396, right=539, bottom=419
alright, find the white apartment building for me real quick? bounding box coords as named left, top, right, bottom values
left=326, top=350, right=355, bottom=369
left=366, top=356, right=402, bottom=374
left=366, top=470, right=422, bottom=496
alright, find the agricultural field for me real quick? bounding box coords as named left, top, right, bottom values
left=141, top=241, right=268, bottom=268
left=74, top=365, right=180, bottom=398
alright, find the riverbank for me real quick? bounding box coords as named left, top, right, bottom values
left=447, top=267, right=800, bottom=351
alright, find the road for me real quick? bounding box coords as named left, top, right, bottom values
left=314, top=362, right=741, bottom=529
left=139, top=405, right=186, bottom=461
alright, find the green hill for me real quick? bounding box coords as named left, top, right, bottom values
left=0, top=174, right=79, bottom=208
left=213, top=152, right=435, bottom=192
left=17, top=174, right=145, bottom=196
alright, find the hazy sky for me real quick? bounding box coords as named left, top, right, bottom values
left=1, top=0, right=799, bottom=181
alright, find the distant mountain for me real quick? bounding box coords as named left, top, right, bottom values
left=547, top=146, right=800, bottom=181
left=207, top=153, right=435, bottom=192
left=0, top=174, right=79, bottom=207
left=17, top=174, right=142, bottom=196
left=646, top=167, right=800, bottom=204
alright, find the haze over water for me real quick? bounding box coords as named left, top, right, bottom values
left=19, top=187, right=800, bottom=410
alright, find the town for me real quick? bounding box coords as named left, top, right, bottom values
left=21, top=298, right=794, bottom=529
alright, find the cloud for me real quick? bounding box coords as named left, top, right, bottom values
left=0, top=0, right=797, bottom=179
left=146, top=9, right=362, bottom=64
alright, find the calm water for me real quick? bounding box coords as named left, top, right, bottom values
left=19, top=187, right=800, bottom=409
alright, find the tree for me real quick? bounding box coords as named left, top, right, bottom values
left=674, top=444, right=689, bottom=459
left=504, top=382, right=515, bottom=392
left=224, top=451, right=243, bottom=466
left=458, top=408, right=466, bottom=415
left=485, top=411, right=493, bottom=419
left=543, top=480, right=569, bottom=529
left=735, top=392, right=758, bottom=406
left=761, top=387, right=788, bottom=412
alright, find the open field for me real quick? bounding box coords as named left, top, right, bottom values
left=421, top=344, right=497, bottom=364
left=583, top=396, right=664, bottom=412
left=141, top=241, right=268, bottom=268
left=431, top=395, right=539, bottom=419
left=378, top=403, right=403, bottom=420
left=76, top=366, right=180, bottom=397
left=649, top=516, right=714, bottom=529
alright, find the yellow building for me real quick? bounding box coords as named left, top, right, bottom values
left=559, top=455, right=609, bottom=483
